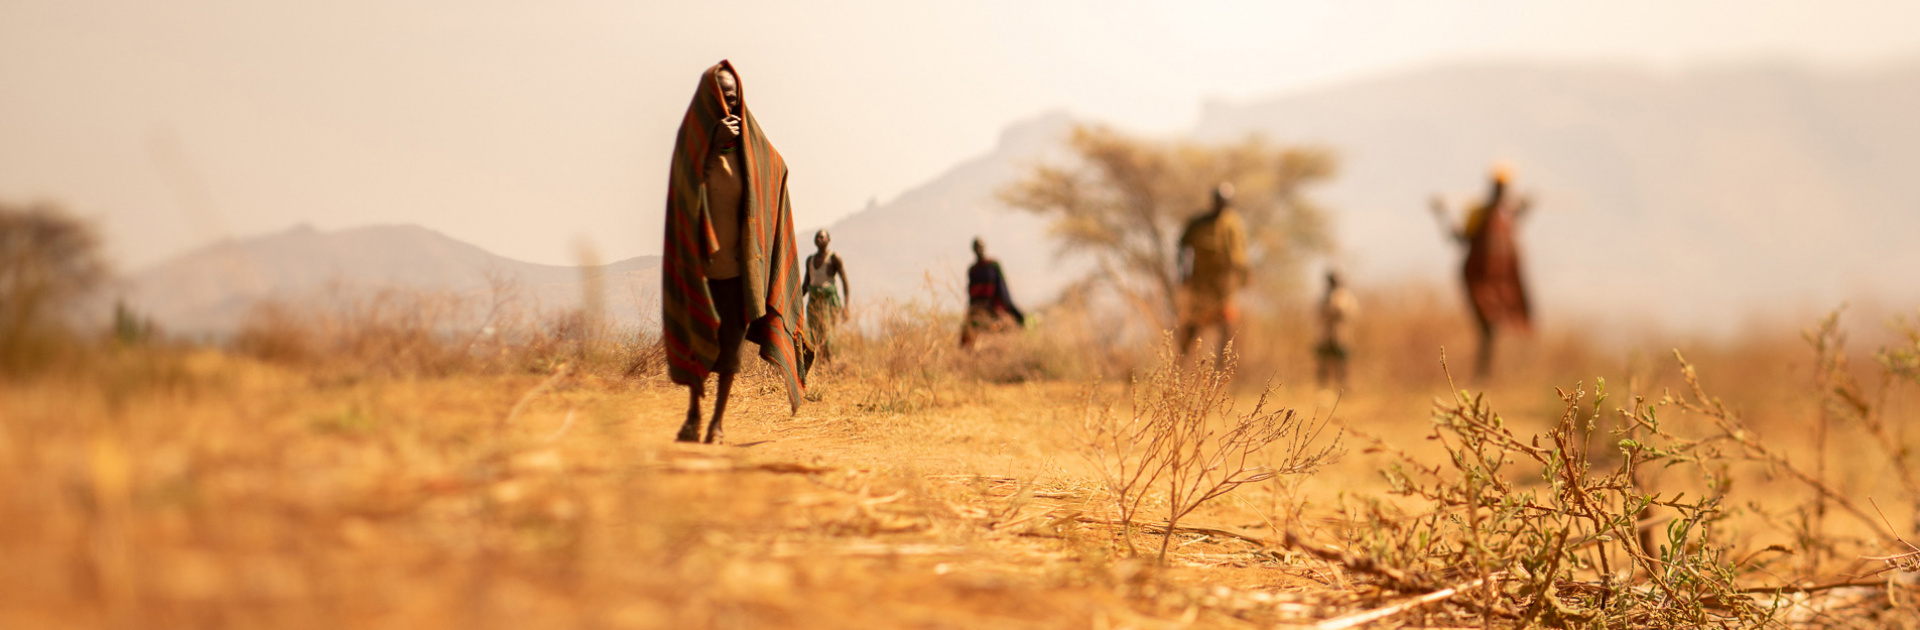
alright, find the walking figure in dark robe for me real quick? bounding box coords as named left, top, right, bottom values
left=961, top=237, right=1025, bottom=349
left=660, top=61, right=808, bottom=444
left=1430, top=165, right=1534, bottom=378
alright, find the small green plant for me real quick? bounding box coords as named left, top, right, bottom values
left=1300, top=337, right=1920, bottom=628
left=110, top=300, right=157, bottom=347
left=1360, top=367, right=1764, bottom=627
left=1879, top=309, right=1920, bottom=386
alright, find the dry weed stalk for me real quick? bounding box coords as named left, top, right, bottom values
left=1860, top=500, right=1920, bottom=580
left=845, top=292, right=957, bottom=412
left=1879, top=309, right=1920, bottom=381
left=1662, top=351, right=1897, bottom=547
left=1076, top=338, right=1339, bottom=561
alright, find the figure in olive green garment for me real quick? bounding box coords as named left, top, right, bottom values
left=803, top=229, right=850, bottom=368
left=1313, top=270, right=1359, bottom=389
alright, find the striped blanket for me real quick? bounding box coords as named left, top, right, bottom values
left=660, top=60, right=808, bottom=412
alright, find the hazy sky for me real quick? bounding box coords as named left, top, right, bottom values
left=4, top=0, right=1918, bottom=270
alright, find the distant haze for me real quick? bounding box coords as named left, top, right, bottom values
left=828, top=60, right=1920, bottom=337
left=134, top=60, right=1920, bottom=340
left=4, top=1, right=1920, bottom=272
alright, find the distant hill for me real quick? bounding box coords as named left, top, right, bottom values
left=123, top=223, right=659, bottom=335
left=828, top=61, right=1920, bottom=334
left=823, top=111, right=1080, bottom=309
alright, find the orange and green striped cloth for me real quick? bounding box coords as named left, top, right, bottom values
left=660, top=60, right=808, bottom=412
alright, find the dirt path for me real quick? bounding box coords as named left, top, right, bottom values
left=0, top=356, right=1360, bottom=629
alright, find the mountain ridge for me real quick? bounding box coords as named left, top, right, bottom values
left=125, top=222, right=660, bottom=335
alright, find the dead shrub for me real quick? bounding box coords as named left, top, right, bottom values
left=1076, top=337, right=1341, bottom=561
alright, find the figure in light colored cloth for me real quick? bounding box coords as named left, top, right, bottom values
left=1314, top=270, right=1359, bottom=389
left=1430, top=164, right=1534, bottom=379
left=803, top=229, right=850, bottom=367
left=960, top=237, right=1025, bottom=349
left=1176, top=183, right=1250, bottom=368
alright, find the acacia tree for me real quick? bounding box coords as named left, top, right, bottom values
left=999, top=124, right=1336, bottom=325
left=0, top=202, right=107, bottom=374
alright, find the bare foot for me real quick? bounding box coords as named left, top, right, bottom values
left=676, top=409, right=702, bottom=443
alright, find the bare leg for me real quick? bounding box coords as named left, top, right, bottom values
left=1176, top=323, right=1201, bottom=362
left=820, top=317, right=834, bottom=363
left=676, top=380, right=704, bottom=442
left=705, top=373, right=734, bottom=444
left=1475, top=321, right=1495, bottom=379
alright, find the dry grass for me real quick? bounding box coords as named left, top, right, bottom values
left=230, top=281, right=662, bottom=381
left=5, top=286, right=1920, bottom=628
left=1075, top=337, right=1340, bottom=561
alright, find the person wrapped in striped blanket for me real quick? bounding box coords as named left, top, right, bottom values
left=659, top=61, right=808, bottom=444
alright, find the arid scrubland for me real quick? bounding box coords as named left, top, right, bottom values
left=5, top=276, right=1920, bottom=628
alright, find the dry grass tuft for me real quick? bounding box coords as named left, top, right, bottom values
left=1075, top=337, right=1340, bottom=560
left=232, top=281, right=662, bottom=382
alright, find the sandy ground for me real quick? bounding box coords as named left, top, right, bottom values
left=3, top=333, right=1915, bottom=629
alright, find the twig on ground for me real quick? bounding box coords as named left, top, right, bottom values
left=1313, top=573, right=1504, bottom=630
left=1278, top=530, right=1424, bottom=591
left=500, top=362, right=570, bottom=431
left=1073, top=516, right=1273, bottom=548
left=542, top=409, right=577, bottom=442
left=1734, top=580, right=1893, bottom=595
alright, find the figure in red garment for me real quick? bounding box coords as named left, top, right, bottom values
left=1430, top=164, right=1534, bottom=379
